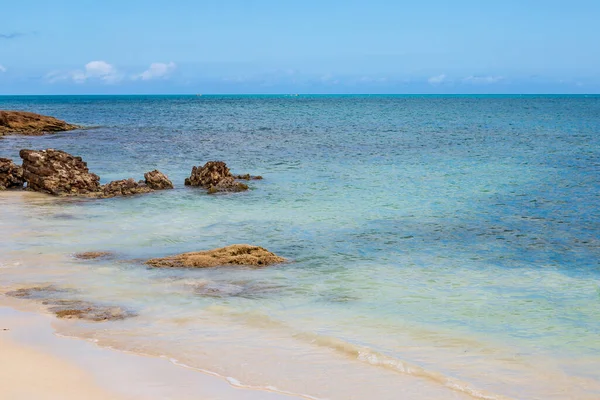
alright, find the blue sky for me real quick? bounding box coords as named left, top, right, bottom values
left=1, top=0, right=599, bottom=94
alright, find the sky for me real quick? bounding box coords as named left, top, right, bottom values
left=0, top=0, right=599, bottom=94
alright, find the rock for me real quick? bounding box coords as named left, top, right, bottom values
left=185, top=161, right=231, bottom=187
left=73, top=251, right=113, bottom=260
left=96, top=178, right=152, bottom=198
left=144, top=169, right=173, bottom=190
left=0, top=157, right=24, bottom=190
left=0, top=110, right=79, bottom=136
left=19, top=149, right=101, bottom=195
left=233, top=174, right=263, bottom=180
left=209, top=176, right=248, bottom=193
left=184, top=161, right=254, bottom=194
left=45, top=300, right=136, bottom=321
left=6, top=285, right=75, bottom=300
left=146, top=244, right=286, bottom=268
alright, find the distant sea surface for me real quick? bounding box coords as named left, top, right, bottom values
left=1, top=95, right=599, bottom=399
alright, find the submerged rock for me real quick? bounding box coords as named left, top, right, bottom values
left=6, top=285, right=75, bottom=300
left=0, top=157, right=24, bottom=190
left=5, top=285, right=135, bottom=322
left=45, top=300, right=135, bottom=321
left=20, top=149, right=101, bottom=195
left=146, top=244, right=286, bottom=268
left=73, top=251, right=113, bottom=260
left=233, top=174, right=263, bottom=180
left=144, top=169, right=174, bottom=190
left=96, top=178, right=153, bottom=198
left=184, top=161, right=252, bottom=194
left=0, top=110, right=79, bottom=136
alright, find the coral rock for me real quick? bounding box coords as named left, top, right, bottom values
left=184, top=161, right=253, bottom=194
left=0, top=110, right=79, bottom=136
left=19, top=149, right=101, bottom=195
left=0, top=157, right=24, bottom=190
left=96, top=178, right=153, bottom=198
left=146, top=244, right=286, bottom=268
left=144, top=169, right=173, bottom=190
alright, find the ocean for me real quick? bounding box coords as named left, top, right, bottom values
left=1, top=95, right=599, bottom=399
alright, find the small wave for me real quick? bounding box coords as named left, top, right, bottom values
left=210, top=307, right=512, bottom=400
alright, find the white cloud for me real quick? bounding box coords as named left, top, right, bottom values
left=428, top=74, right=446, bottom=85
left=462, top=75, right=504, bottom=84
left=134, top=62, right=176, bottom=80
left=0, top=64, right=6, bottom=73
left=46, top=60, right=120, bottom=84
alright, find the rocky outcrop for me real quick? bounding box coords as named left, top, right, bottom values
left=0, top=157, right=24, bottom=190
left=18, top=148, right=173, bottom=198
left=144, top=170, right=173, bottom=190
left=20, top=149, right=101, bottom=195
left=0, top=110, right=79, bottom=136
left=184, top=161, right=250, bottom=193
left=146, top=244, right=286, bottom=268
left=96, top=178, right=152, bottom=198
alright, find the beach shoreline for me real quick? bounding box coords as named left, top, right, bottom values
left=0, top=305, right=297, bottom=400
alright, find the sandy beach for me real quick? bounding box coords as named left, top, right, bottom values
left=0, top=306, right=295, bottom=400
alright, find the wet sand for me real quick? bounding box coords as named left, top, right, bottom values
left=0, top=306, right=297, bottom=400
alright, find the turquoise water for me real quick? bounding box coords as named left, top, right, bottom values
left=1, top=95, right=599, bottom=399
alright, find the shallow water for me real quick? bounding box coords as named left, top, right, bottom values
left=1, top=95, right=600, bottom=399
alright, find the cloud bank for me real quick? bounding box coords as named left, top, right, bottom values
left=134, top=62, right=176, bottom=80
left=428, top=74, right=446, bottom=85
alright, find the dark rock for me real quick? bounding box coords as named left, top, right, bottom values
left=96, top=178, right=152, bottom=198
left=146, top=244, right=286, bottom=268
left=73, top=251, right=113, bottom=260
left=19, top=149, right=101, bottom=195
left=144, top=169, right=173, bottom=190
left=184, top=161, right=253, bottom=194
left=0, top=110, right=79, bottom=136
left=185, top=161, right=231, bottom=187
left=0, top=157, right=24, bottom=190
left=233, top=174, right=263, bottom=180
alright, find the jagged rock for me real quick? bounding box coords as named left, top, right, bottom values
left=184, top=161, right=252, bottom=194
left=144, top=170, right=173, bottom=190
left=185, top=161, right=231, bottom=187
left=0, top=157, right=24, bottom=190
left=0, top=110, right=79, bottom=136
left=96, top=178, right=153, bottom=198
left=146, top=244, right=286, bottom=268
left=208, top=176, right=248, bottom=194
left=73, top=251, right=113, bottom=260
left=19, top=149, right=101, bottom=195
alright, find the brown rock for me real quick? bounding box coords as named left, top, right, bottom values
left=95, top=178, right=152, bottom=198
left=45, top=300, right=135, bottom=321
left=146, top=244, right=286, bottom=268
left=185, top=161, right=232, bottom=187
left=19, top=149, right=101, bottom=195
left=233, top=174, right=263, bottom=180
left=73, top=251, right=113, bottom=260
left=184, top=161, right=255, bottom=194
left=0, top=157, right=24, bottom=190
left=6, top=285, right=74, bottom=299
left=0, top=110, right=79, bottom=136
left=144, top=169, right=173, bottom=190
